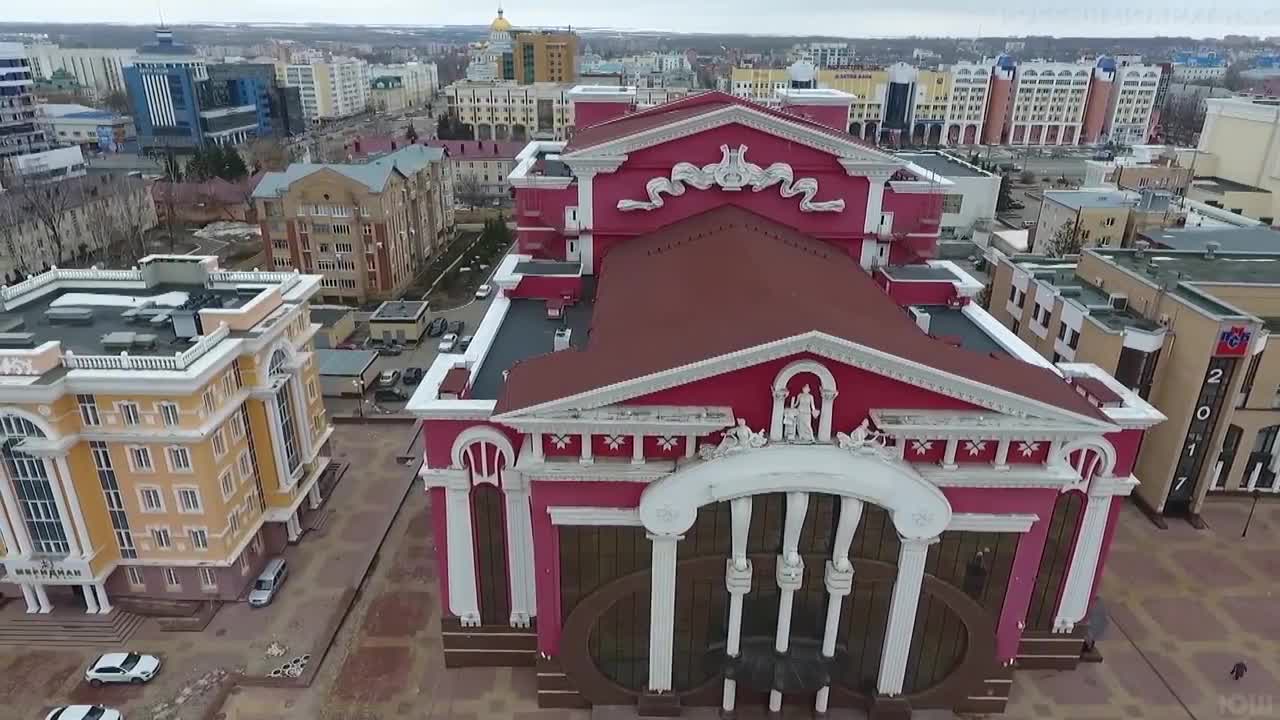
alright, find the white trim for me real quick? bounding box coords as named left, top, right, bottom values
left=547, top=506, right=641, bottom=526
left=137, top=485, right=164, bottom=513
left=173, top=486, right=203, bottom=514
left=946, top=513, right=1039, bottom=532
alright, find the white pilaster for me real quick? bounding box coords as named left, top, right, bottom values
left=1053, top=484, right=1115, bottom=633
left=287, top=370, right=314, bottom=461
left=769, top=388, right=789, bottom=440
left=579, top=433, right=593, bottom=464
left=82, top=583, right=99, bottom=613
left=54, top=456, right=92, bottom=558
left=20, top=583, right=38, bottom=613
left=529, top=433, right=544, bottom=462
left=307, top=482, right=322, bottom=510
left=818, top=388, right=838, bottom=443
left=816, top=497, right=863, bottom=715
left=93, top=582, right=112, bottom=614
left=285, top=513, right=301, bottom=542
left=33, top=583, right=52, bottom=613
left=41, top=459, right=79, bottom=556
left=647, top=532, right=681, bottom=693
left=877, top=537, right=933, bottom=696
left=0, top=489, right=19, bottom=556
left=266, top=393, right=295, bottom=490
left=632, top=434, right=645, bottom=465
left=503, top=471, right=537, bottom=627
left=942, top=439, right=959, bottom=470
left=865, top=176, right=888, bottom=235
left=684, top=434, right=697, bottom=459
left=444, top=469, right=481, bottom=626
left=722, top=497, right=753, bottom=715
left=994, top=439, right=1011, bottom=470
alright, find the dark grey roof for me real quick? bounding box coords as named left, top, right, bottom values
left=880, top=264, right=958, bottom=281
left=316, top=349, right=377, bottom=377
left=370, top=300, right=428, bottom=321
left=469, top=290, right=595, bottom=401
left=1191, top=176, right=1272, bottom=195
left=896, top=152, right=990, bottom=179
left=1141, top=226, right=1280, bottom=253
left=917, top=306, right=1008, bottom=356
left=513, top=261, right=581, bottom=276
left=311, top=306, right=352, bottom=326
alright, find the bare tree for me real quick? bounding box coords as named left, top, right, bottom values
left=6, top=174, right=77, bottom=268
left=1160, top=94, right=1206, bottom=147
left=153, top=182, right=183, bottom=254
left=78, top=177, right=157, bottom=267
left=455, top=174, right=486, bottom=210
left=248, top=137, right=290, bottom=172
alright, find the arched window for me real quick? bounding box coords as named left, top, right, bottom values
left=0, top=414, right=68, bottom=555
left=269, top=349, right=301, bottom=475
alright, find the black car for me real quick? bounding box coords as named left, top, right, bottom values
left=402, top=367, right=425, bottom=385
left=375, top=387, right=408, bottom=402
left=458, top=335, right=474, bottom=351
left=449, top=320, right=465, bottom=336
left=426, top=317, right=448, bottom=337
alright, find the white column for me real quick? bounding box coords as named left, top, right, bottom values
left=877, top=537, right=933, bottom=696
left=722, top=497, right=753, bottom=715
left=82, top=583, right=99, bottom=613
left=503, top=471, right=537, bottom=627
left=54, top=456, right=92, bottom=557
left=528, top=433, right=544, bottom=463
left=33, top=583, right=52, bottom=613
left=93, top=582, right=112, bottom=614
left=40, top=459, right=79, bottom=556
left=579, top=433, right=593, bottom=464
left=285, top=513, right=302, bottom=542
left=684, top=434, right=697, bottom=459
left=769, top=388, right=789, bottom=440
left=770, top=492, right=809, bottom=712
left=818, top=388, right=838, bottom=443
left=265, top=395, right=294, bottom=489
left=1053, top=488, right=1112, bottom=633
left=444, top=470, right=481, bottom=626
left=864, top=175, right=888, bottom=234
left=307, top=482, right=322, bottom=510
left=994, top=439, right=1011, bottom=470
left=816, top=497, right=864, bottom=714
left=20, top=583, right=38, bottom=614
left=287, top=371, right=314, bottom=461
left=941, top=439, right=959, bottom=470
left=0, top=489, right=19, bottom=556
left=631, top=434, right=645, bottom=465
left=647, top=532, right=681, bottom=693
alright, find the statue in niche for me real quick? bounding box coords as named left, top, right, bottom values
left=788, top=384, right=820, bottom=443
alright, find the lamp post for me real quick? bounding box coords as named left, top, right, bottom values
left=1242, top=489, right=1262, bottom=538
left=353, top=378, right=365, bottom=419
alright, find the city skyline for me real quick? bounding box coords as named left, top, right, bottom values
left=9, top=1, right=1280, bottom=40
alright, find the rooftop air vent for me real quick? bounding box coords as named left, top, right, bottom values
left=0, top=332, right=37, bottom=349
left=553, top=328, right=572, bottom=352
left=45, top=307, right=95, bottom=325
left=1204, top=240, right=1220, bottom=259
left=1109, top=292, right=1128, bottom=311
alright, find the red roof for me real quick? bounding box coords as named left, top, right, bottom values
left=564, top=91, right=878, bottom=154
left=495, top=206, right=1106, bottom=422
left=152, top=174, right=263, bottom=206
left=440, top=366, right=470, bottom=397
left=424, top=139, right=526, bottom=160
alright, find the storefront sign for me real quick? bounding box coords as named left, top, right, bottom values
left=4, top=557, right=92, bottom=582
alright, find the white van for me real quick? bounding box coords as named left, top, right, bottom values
left=248, top=558, right=288, bottom=608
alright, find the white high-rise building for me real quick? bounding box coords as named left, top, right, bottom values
left=23, top=44, right=137, bottom=98
left=790, top=42, right=854, bottom=69
left=370, top=62, right=439, bottom=108
left=277, top=57, right=371, bottom=123
left=0, top=43, right=51, bottom=162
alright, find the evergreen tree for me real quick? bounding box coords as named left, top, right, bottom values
left=221, top=147, right=249, bottom=180
left=185, top=148, right=210, bottom=181
left=405, top=120, right=419, bottom=143
left=996, top=174, right=1015, bottom=212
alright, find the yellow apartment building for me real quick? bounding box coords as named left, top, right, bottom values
left=987, top=237, right=1280, bottom=527
left=0, top=256, right=332, bottom=613
left=511, top=30, right=578, bottom=84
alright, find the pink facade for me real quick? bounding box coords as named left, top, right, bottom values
left=1080, top=76, right=1113, bottom=144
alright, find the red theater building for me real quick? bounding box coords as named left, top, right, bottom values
left=408, top=86, right=1164, bottom=718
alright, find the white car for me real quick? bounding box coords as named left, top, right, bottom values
left=85, top=652, right=160, bottom=686
left=474, top=284, right=493, bottom=300
left=438, top=333, right=458, bottom=352
left=45, top=706, right=122, bottom=720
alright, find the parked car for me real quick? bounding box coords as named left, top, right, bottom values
left=438, top=333, right=458, bottom=352
left=377, top=343, right=404, bottom=357
left=377, top=369, right=401, bottom=387
left=426, top=317, right=448, bottom=337
left=449, top=320, right=465, bottom=336
left=1022, top=220, right=1037, bottom=229
left=248, top=558, right=288, bottom=608
left=458, top=335, right=474, bottom=351
left=402, top=367, right=425, bottom=385
left=85, top=653, right=160, bottom=686
left=375, top=387, right=409, bottom=402
left=45, top=706, right=122, bottom=720
left=1007, top=200, right=1026, bottom=210
left=474, top=284, right=493, bottom=300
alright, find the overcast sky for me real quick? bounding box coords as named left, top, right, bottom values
left=16, top=0, right=1280, bottom=39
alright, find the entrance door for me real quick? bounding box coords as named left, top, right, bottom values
left=1243, top=425, right=1280, bottom=492
left=1213, top=425, right=1243, bottom=490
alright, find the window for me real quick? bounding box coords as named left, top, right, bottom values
left=238, top=449, right=253, bottom=480
left=78, top=394, right=100, bottom=426
left=941, top=194, right=963, bottom=214
left=130, top=446, right=153, bottom=472
left=163, top=567, right=180, bottom=588
left=159, top=402, right=180, bottom=427
left=203, top=389, right=216, bottom=414
left=1068, top=328, right=1080, bottom=350
left=152, top=527, right=172, bottom=549
left=1011, top=319, right=1020, bottom=334
left=189, top=528, right=209, bottom=550
left=335, top=242, right=354, bottom=254
left=220, top=469, right=236, bottom=499
left=363, top=224, right=374, bottom=237
left=1239, top=351, right=1264, bottom=408
left=140, top=487, right=163, bottom=512
left=120, top=402, right=140, bottom=426
left=222, top=372, right=236, bottom=399
left=176, top=487, right=202, bottom=513
left=229, top=509, right=241, bottom=535
left=1103, top=217, right=1116, bottom=227
left=239, top=552, right=250, bottom=574
left=332, top=224, right=352, bottom=236
left=1057, top=323, right=1067, bottom=341
left=126, top=567, right=146, bottom=587
left=307, top=379, right=318, bottom=401
left=167, top=447, right=193, bottom=473
left=199, top=567, right=218, bottom=589
left=212, top=429, right=227, bottom=458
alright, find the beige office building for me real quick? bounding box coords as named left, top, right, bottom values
left=1192, top=98, right=1280, bottom=226
left=277, top=58, right=371, bottom=124
left=988, top=238, right=1280, bottom=526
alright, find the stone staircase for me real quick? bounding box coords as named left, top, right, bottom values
left=0, top=607, right=145, bottom=648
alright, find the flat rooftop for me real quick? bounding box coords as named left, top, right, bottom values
left=310, top=306, right=352, bottom=326
left=316, top=349, right=376, bottom=376
left=0, top=285, right=249, bottom=357
left=370, top=300, right=428, bottom=322
left=1010, top=255, right=1163, bottom=332
left=1044, top=190, right=1138, bottom=210
left=513, top=261, right=581, bottom=276
left=880, top=264, right=958, bottom=281
left=1142, top=226, right=1280, bottom=253
left=469, top=284, right=596, bottom=401
left=1192, top=176, right=1272, bottom=195
left=1103, top=249, right=1280, bottom=288
left=916, top=306, right=1009, bottom=356
left=896, top=152, right=989, bottom=179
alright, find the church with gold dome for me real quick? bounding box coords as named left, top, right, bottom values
left=465, top=6, right=579, bottom=84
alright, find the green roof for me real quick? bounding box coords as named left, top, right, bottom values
left=253, top=145, right=446, bottom=199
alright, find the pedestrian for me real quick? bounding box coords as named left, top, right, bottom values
left=1230, top=661, right=1247, bottom=681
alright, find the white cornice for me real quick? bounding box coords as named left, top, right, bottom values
left=919, top=463, right=1080, bottom=488
left=547, top=506, right=642, bottom=526
left=494, top=331, right=1115, bottom=430
left=947, top=513, right=1039, bottom=532
left=515, top=456, right=675, bottom=482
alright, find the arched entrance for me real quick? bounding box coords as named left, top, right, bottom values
left=927, top=125, right=942, bottom=147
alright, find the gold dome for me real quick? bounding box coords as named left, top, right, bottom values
left=490, top=9, right=512, bottom=32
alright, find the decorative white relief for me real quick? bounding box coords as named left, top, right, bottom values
left=548, top=433, right=571, bottom=450
left=910, top=439, right=934, bottom=455
left=616, top=144, right=845, bottom=213
left=698, top=419, right=768, bottom=460
left=603, top=434, right=627, bottom=450
left=1017, top=441, right=1040, bottom=457
left=781, top=384, right=821, bottom=443
left=963, top=440, right=987, bottom=456
left=656, top=435, right=679, bottom=451
left=836, top=419, right=895, bottom=460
